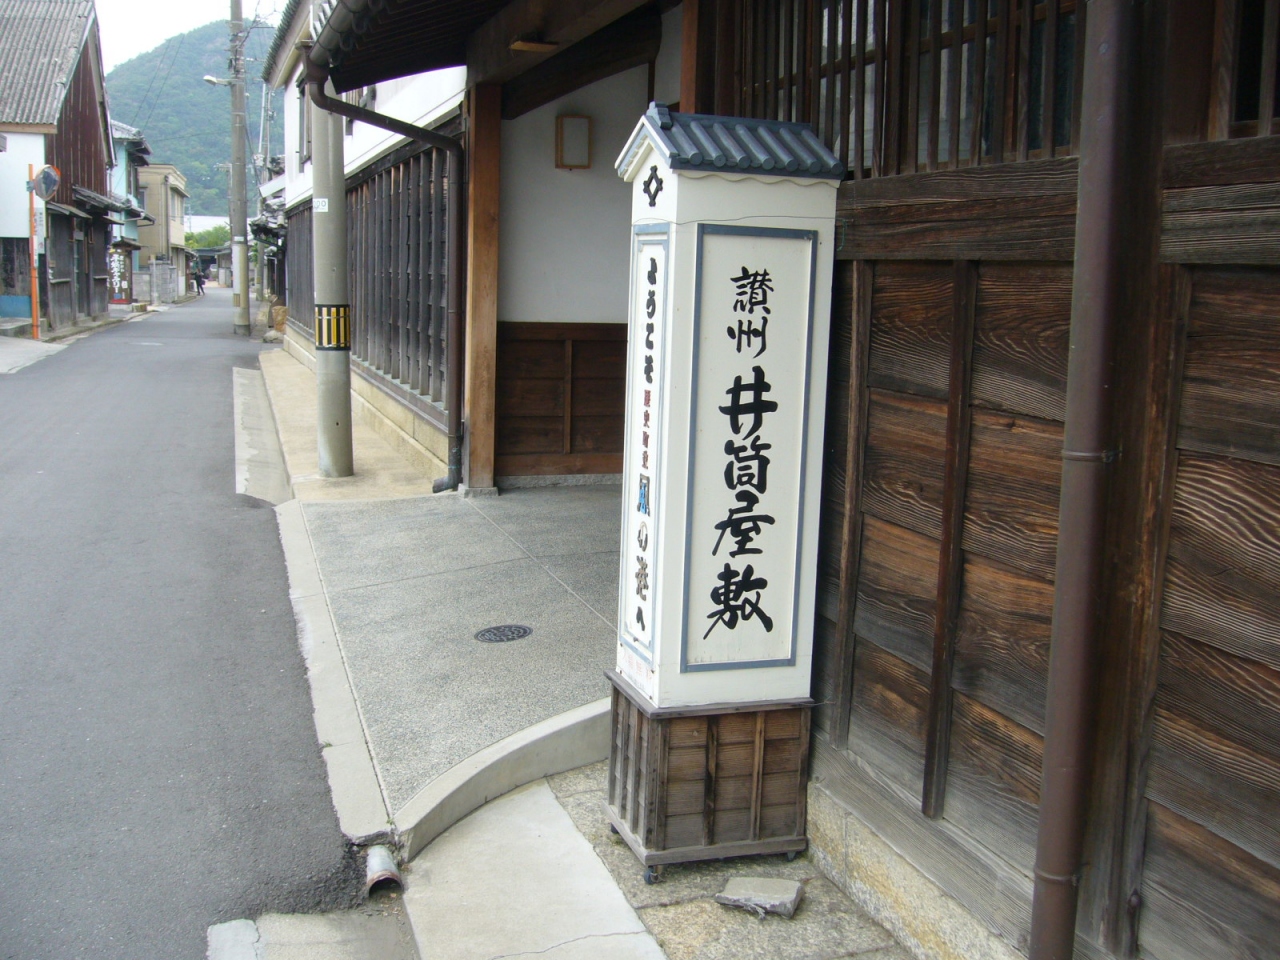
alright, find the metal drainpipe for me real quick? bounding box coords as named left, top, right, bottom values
left=1029, top=2, right=1141, bottom=957
left=304, top=53, right=466, bottom=493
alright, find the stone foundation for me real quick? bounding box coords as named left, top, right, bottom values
left=807, top=783, right=1025, bottom=960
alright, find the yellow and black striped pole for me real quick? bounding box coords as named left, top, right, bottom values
left=309, top=82, right=354, bottom=477
left=315, top=304, right=350, bottom=350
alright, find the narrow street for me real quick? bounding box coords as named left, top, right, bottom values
left=0, top=289, right=358, bottom=959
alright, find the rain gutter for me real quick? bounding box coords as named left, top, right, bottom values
left=1029, top=2, right=1147, bottom=957
left=302, top=39, right=466, bottom=493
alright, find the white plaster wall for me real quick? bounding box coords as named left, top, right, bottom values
left=283, top=72, right=314, bottom=207
left=284, top=66, right=466, bottom=208
left=498, top=65, right=650, bottom=324
left=654, top=4, right=684, bottom=107
left=0, top=133, right=46, bottom=238
left=343, top=68, right=466, bottom=172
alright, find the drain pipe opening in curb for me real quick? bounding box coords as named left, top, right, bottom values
left=364, top=844, right=404, bottom=897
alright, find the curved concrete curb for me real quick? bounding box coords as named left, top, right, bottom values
left=394, top=697, right=611, bottom=861
left=276, top=499, right=393, bottom=846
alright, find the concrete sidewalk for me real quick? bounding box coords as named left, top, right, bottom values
left=235, top=345, right=911, bottom=960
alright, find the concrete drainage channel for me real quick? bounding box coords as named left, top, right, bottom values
left=205, top=701, right=613, bottom=959
left=206, top=847, right=412, bottom=960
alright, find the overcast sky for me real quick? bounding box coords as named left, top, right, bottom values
left=95, top=0, right=282, bottom=73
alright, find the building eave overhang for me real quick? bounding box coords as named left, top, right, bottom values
left=307, top=0, right=651, bottom=94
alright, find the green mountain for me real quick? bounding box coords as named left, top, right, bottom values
left=106, top=20, right=285, bottom=216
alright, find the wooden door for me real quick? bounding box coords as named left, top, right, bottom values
left=810, top=159, right=1079, bottom=949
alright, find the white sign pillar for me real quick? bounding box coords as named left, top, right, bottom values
left=615, top=105, right=841, bottom=710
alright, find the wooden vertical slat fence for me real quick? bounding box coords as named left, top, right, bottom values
left=725, top=0, right=1086, bottom=178
left=970, top=0, right=988, bottom=166
left=344, top=143, right=453, bottom=422
left=285, top=203, right=314, bottom=337
left=1015, top=0, right=1031, bottom=160
left=927, top=0, right=943, bottom=170
left=287, top=141, right=453, bottom=426
left=847, top=0, right=862, bottom=176
left=946, top=0, right=963, bottom=167
left=991, top=0, right=1012, bottom=163
left=1041, top=0, right=1058, bottom=156
left=1258, top=0, right=1280, bottom=136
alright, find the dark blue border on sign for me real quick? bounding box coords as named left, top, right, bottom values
left=681, top=222, right=818, bottom=674
left=617, top=224, right=670, bottom=668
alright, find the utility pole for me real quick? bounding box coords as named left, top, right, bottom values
left=310, top=83, right=353, bottom=477
left=255, top=83, right=268, bottom=301
left=27, top=164, right=40, bottom=340
left=229, top=0, right=250, bottom=335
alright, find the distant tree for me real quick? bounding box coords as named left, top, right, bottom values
left=186, top=224, right=231, bottom=248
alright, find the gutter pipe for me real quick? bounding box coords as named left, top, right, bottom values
left=304, top=41, right=465, bottom=493
left=1029, top=2, right=1143, bottom=957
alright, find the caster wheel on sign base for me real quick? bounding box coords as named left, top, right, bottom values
left=609, top=823, right=619, bottom=835
left=786, top=851, right=798, bottom=862
left=644, top=865, right=662, bottom=885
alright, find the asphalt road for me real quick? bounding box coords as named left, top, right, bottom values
left=0, top=289, right=360, bottom=959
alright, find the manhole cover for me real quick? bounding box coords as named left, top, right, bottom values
left=475, top=624, right=532, bottom=643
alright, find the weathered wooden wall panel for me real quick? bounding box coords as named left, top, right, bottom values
left=853, top=517, right=939, bottom=676
left=800, top=16, right=1280, bottom=956
left=952, top=554, right=1053, bottom=735
left=1140, top=803, right=1280, bottom=960
left=943, top=692, right=1044, bottom=872
left=970, top=263, right=1071, bottom=421
left=862, top=390, right=947, bottom=539
left=46, top=49, right=109, bottom=204
left=814, top=160, right=1078, bottom=954
left=1137, top=258, right=1280, bottom=960
left=866, top=263, right=952, bottom=397
left=848, top=642, right=930, bottom=794
left=494, top=321, right=626, bottom=476
left=1177, top=268, right=1280, bottom=464
left=961, top=411, right=1063, bottom=581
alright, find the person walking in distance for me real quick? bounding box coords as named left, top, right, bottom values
left=192, top=266, right=206, bottom=296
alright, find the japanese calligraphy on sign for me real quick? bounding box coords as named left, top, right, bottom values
left=683, top=225, right=817, bottom=671
left=619, top=230, right=668, bottom=681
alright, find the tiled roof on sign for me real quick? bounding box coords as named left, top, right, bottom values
left=0, top=0, right=96, bottom=126
left=620, top=102, right=844, bottom=180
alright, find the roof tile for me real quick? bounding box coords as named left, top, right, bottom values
left=622, top=102, right=844, bottom=180
left=0, top=0, right=95, bottom=126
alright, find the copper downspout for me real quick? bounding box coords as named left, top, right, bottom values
left=304, top=54, right=466, bottom=492
left=1029, top=2, right=1145, bottom=957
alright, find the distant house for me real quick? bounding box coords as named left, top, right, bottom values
left=107, top=119, right=151, bottom=303
left=0, top=0, right=115, bottom=331
left=136, top=162, right=192, bottom=297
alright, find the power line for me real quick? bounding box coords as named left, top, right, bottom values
left=129, top=32, right=181, bottom=125
left=138, top=34, right=186, bottom=132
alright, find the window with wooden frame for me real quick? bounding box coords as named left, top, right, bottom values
left=1208, top=0, right=1280, bottom=138
left=297, top=76, right=312, bottom=170
left=0, top=238, right=30, bottom=297
left=343, top=85, right=376, bottom=136
left=720, top=0, right=1084, bottom=178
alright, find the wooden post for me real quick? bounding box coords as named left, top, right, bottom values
left=680, top=0, right=718, bottom=113
left=465, top=83, right=502, bottom=490
left=28, top=164, right=40, bottom=340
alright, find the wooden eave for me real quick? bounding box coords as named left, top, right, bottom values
left=0, top=122, right=57, bottom=134
left=318, top=0, right=652, bottom=93
left=266, top=9, right=312, bottom=90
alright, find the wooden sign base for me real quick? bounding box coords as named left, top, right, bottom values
left=604, top=671, right=811, bottom=882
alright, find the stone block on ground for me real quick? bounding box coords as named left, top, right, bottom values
left=715, top=877, right=805, bottom=919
